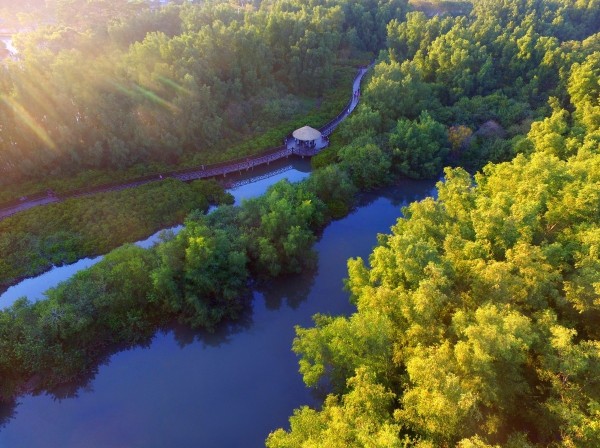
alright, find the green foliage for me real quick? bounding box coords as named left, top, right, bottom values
left=311, top=145, right=340, bottom=170
left=458, top=136, right=514, bottom=172
left=338, top=137, right=392, bottom=189
left=387, top=12, right=454, bottom=63
left=388, top=111, right=449, bottom=178
left=239, top=180, right=327, bottom=277
left=0, top=179, right=232, bottom=291
left=267, top=367, right=402, bottom=448
left=339, top=105, right=384, bottom=139
left=444, top=93, right=532, bottom=131
left=162, top=217, right=250, bottom=329
left=275, top=129, right=600, bottom=445
left=306, top=165, right=358, bottom=219
left=364, top=60, right=440, bottom=125
left=568, top=52, right=600, bottom=136
left=526, top=102, right=579, bottom=160
left=346, top=0, right=600, bottom=158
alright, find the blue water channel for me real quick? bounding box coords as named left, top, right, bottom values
left=0, top=160, right=436, bottom=447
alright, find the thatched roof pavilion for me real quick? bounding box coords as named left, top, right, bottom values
left=292, top=126, right=321, bottom=142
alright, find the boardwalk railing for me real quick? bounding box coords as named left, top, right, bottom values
left=225, top=164, right=297, bottom=189
left=319, top=97, right=353, bottom=137
left=0, top=64, right=372, bottom=216
left=170, top=146, right=293, bottom=182
left=0, top=192, right=50, bottom=211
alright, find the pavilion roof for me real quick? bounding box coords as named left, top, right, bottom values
left=293, top=125, right=321, bottom=141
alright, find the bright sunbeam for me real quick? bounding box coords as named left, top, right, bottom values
left=1, top=96, right=56, bottom=149
left=134, top=84, right=180, bottom=112
left=157, top=75, right=192, bottom=96
left=108, top=79, right=137, bottom=97
left=16, top=78, right=61, bottom=122
left=107, top=79, right=179, bottom=112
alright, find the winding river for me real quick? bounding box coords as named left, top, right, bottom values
left=0, top=159, right=436, bottom=447
left=0, top=61, right=438, bottom=446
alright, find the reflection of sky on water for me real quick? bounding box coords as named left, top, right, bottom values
left=229, top=166, right=310, bottom=205
left=0, top=257, right=101, bottom=308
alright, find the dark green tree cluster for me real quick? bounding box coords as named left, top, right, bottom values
left=322, top=0, right=599, bottom=178
left=150, top=214, right=250, bottom=330
left=268, top=89, right=600, bottom=447
left=0, top=0, right=408, bottom=189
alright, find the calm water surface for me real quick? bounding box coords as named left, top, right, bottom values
left=0, top=172, right=435, bottom=447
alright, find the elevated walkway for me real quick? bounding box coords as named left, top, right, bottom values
left=0, top=64, right=372, bottom=221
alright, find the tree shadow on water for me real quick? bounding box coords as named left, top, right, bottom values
left=355, top=178, right=438, bottom=211
left=0, top=399, right=17, bottom=430
left=256, top=266, right=317, bottom=311
left=0, top=338, right=155, bottom=429
left=0, top=293, right=259, bottom=427
left=43, top=336, right=156, bottom=402
left=170, top=293, right=255, bottom=350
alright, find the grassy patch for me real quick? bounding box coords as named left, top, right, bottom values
left=0, top=178, right=231, bottom=290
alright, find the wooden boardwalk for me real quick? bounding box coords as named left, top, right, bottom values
left=0, top=65, right=371, bottom=221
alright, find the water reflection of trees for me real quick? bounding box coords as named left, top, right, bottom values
left=0, top=263, right=318, bottom=426
left=256, top=266, right=317, bottom=311
left=354, top=178, right=438, bottom=211
left=0, top=399, right=16, bottom=429
left=171, top=291, right=254, bottom=349
left=0, top=334, right=153, bottom=413
left=0, top=290, right=257, bottom=428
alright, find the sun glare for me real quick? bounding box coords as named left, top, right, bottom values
left=1, top=95, right=56, bottom=149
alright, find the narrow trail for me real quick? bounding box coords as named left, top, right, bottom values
left=0, top=65, right=371, bottom=221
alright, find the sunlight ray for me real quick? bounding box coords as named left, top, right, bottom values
left=134, top=84, right=180, bottom=112
left=157, top=75, right=193, bottom=96
left=107, top=79, right=179, bottom=112
left=1, top=96, right=56, bottom=149
left=108, top=79, right=137, bottom=97
left=15, top=71, right=62, bottom=121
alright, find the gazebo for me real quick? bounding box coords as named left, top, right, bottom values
left=292, top=125, right=321, bottom=143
